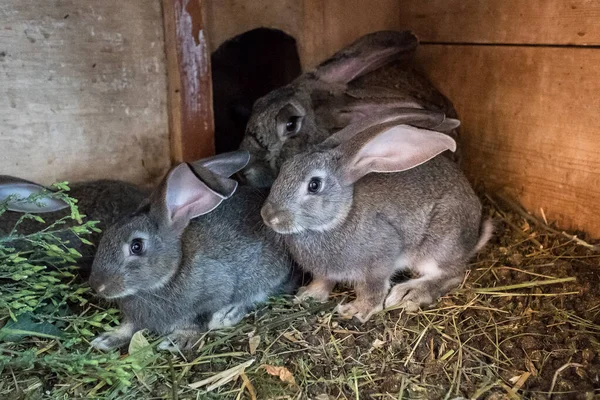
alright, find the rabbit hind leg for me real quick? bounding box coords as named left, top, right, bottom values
left=385, top=259, right=463, bottom=311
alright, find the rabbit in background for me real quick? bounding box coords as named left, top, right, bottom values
left=0, top=176, right=148, bottom=271
left=240, top=30, right=459, bottom=188
left=88, top=151, right=297, bottom=351
left=261, top=110, right=491, bottom=322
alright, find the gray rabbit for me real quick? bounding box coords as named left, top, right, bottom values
left=240, top=30, right=459, bottom=188
left=88, top=151, right=297, bottom=351
left=260, top=110, right=491, bottom=322
left=0, top=177, right=148, bottom=270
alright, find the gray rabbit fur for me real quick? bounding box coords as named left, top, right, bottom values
left=261, top=110, right=491, bottom=322
left=240, top=30, right=459, bottom=188
left=88, top=151, right=296, bottom=351
left=0, top=177, right=148, bottom=271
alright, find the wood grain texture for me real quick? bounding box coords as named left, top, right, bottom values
left=163, top=0, right=215, bottom=163
left=310, top=0, right=401, bottom=65
left=203, top=0, right=303, bottom=56
left=398, top=0, right=600, bottom=45
left=203, top=0, right=401, bottom=69
left=415, top=45, right=600, bottom=236
left=0, top=0, right=170, bottom=186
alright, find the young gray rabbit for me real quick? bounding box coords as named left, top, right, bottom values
left=240, top=30, right=459, bottom=188
left=0, top=177, right=148, bottom=270
left=260, top=110, right=491, bottom=322
left=88, top=151, right=296, bottom=351
left=0, top=153, right=249, bottom=265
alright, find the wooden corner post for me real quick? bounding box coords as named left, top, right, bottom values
left=162, top=0, right=214, bottom=163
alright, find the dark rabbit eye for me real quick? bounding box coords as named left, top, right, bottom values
left=285, top=116, right=301, bottom=134
left=307, top=177, right=322, bottom=194
left=130, top=238, right=144, bottom=255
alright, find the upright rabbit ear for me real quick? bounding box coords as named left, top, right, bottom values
left=0, top=175, right=69, bottom=213
left=314, top=31, right=418, bottom=84
left=338, top=123, right=457, bottom=184
left=322, top=108, right=456, bottom=148
left=159, top=163, right=238, bottom=230
left=189, top=150, right=250, bottom=178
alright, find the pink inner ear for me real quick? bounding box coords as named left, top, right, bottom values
left=165, top=164, right=225, bottom=224
left=351, top=124, right=457, bottom=176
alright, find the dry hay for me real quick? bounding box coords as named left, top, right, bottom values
left=2, top=194, right=599, bottom=399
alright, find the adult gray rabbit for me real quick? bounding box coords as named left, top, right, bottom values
left=0, top=177, right=148, bottom=271
left=260, top=110, right=491, bottom=322
left=88, top=151, right=297, bottom=351
left=240, top=30, right=459, bottom=188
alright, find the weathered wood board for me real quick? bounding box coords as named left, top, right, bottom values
left=415, top=45, right=600, bottom=236
left=203, top=0, right=401, bottom=69
left=301, top=0, right=401, bottom=69
left=398, top=0, right=600, bottom=45
left=0, top=0, right=170, bottom=186
left=163, top=0, right=215, bottom=163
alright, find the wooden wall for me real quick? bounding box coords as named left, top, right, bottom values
left=0, top=0, right=170, bottom=186
left=203, top=0, right=400, bottom=69
left=398, top=0, right=600, bottom=237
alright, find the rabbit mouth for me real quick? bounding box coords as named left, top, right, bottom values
left=89, top=274, right=137, bottom=299
left=99, top=287, right=137, bottom=300
left=269, top=221, right=306, bottom=235
left=93, top=285, right=137, bottom=300
left=261, top=203, right=305, bottom=234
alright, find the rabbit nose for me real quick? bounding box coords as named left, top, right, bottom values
left=89, top=275, right=106, bottom=294
left=261, top=202, right=288, bottom=227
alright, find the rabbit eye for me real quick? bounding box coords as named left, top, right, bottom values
left=130, top=238, right=144, bottom=255
left=285, top=116, right=301, bottom=134
left=307, top=177, right=322, bottom=194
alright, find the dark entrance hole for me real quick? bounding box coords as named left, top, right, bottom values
left=211, top=28, right=302, bottom=154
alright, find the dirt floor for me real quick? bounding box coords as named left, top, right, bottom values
left=2, top=194, right=600, bottom=399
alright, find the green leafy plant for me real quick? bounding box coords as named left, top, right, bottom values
left=0, top=183, right=158, bottom=398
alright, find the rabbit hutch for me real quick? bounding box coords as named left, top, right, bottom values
left=1, top=0, right=599, bottom=399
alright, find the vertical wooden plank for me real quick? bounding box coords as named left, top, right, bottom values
left=162, top=0, right=214, bottom=163
left=415, top=45, right=600, bottom=237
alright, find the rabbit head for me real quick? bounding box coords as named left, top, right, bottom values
left=88, top=151, right=250, bottom=299
left=261, top=110, right=458, bottom=234
left=240, top=31, right=423, bottom=187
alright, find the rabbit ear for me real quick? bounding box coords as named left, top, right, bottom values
left=314, top=31, right=418, bottom=84
left=338, top=123, right=457, bottom=184
left=322, top=108, right=455, bottom=148
left=326, top=96, right=424, bottom=130
left=160, top=163, right=237, bottom=229
left=189, top=150, right=250, bottom=178
left=0, top=175, right=69, bottom=213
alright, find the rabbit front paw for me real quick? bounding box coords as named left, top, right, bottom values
left=91, top=323, right=135, bottom=351
left=336, top=300, right=382, bottom=323
left=158, top=329, right=201, bottom=352
left=384, top=280, right=434, bottom=312
left=207, top=304, right=248, bottom=330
